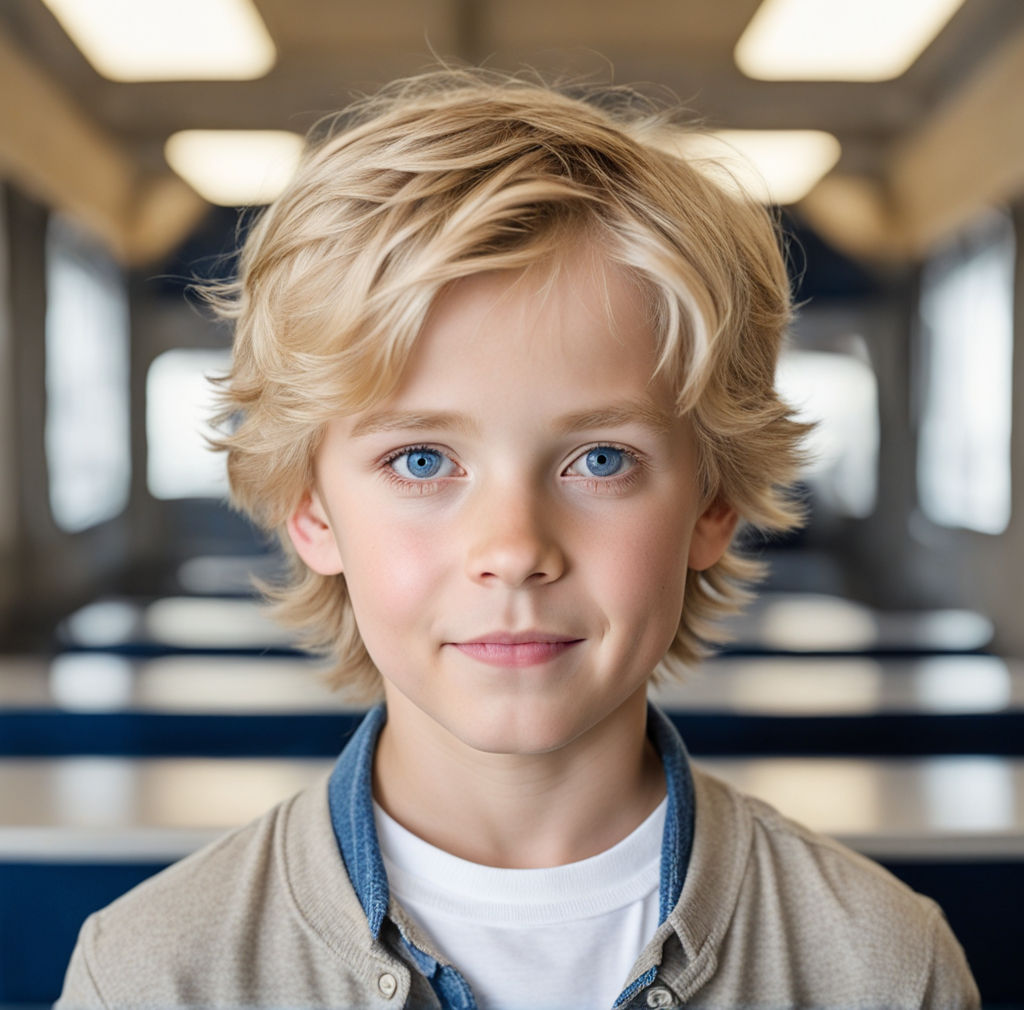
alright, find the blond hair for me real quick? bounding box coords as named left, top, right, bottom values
left=207, top=68, right=810, bottom=699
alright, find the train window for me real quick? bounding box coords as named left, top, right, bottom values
left=146, top=347, right=231, bottom=499
left=776, top=343, right=879, bottom=518
left=44, top=214, right=131, bottom=532
left=917, top=210, right=1014, bottom=535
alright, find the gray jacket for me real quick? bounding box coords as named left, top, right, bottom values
left=56, top=711, right=979, bottom=1009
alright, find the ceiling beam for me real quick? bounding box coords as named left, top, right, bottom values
left=800, top=22, right=1024, bottom=265
left=888, top=21, right=1024, bottom=257
left=0, top=25, right=132, bottom=254
left=452, top=0, right=486, bottom=64
left=0, top=26, right=205, bottom=266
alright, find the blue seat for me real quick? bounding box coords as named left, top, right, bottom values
left=4, top=652, right=1023, bottom=758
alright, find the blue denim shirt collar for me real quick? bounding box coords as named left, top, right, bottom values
left=327, top=703, right=391, bottom=937
left=328, top=702, right=695, bottom=1005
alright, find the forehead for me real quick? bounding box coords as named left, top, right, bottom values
left=416, top=253, right=657, bottom=375
left=352, top=253, right=678, bottom=434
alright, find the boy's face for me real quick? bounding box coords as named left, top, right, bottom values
left=289, top=252, right=735, bottom=757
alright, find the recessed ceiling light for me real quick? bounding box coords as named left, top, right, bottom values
left=735, top=0, right=966, bottom=82
left=164, top=131, right=304, bottom=206
left=670, top=130, right=842, bottom=206
left=41, top=0, right=276, bottom=81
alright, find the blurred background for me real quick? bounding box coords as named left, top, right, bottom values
left=0, top=0, right=1022, bottom=1006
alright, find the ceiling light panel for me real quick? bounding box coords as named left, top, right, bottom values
left=735, top=0, right=966, bottom=82
left=41, top=0, right=276, bottom=81
left=164, top=131, right=304, bottom=206
left=671, top=130, right=842, bottom=206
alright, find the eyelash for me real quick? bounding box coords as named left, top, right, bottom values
left=377, top=443, right=646, bottom=494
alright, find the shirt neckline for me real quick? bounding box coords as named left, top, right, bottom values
left=376, top=796, right=666, bottom=926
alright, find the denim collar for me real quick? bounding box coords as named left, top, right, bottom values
left=327, top=702, right=695, bottom=1004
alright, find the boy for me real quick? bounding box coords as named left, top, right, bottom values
left=57, top=70, right=978, bottom=1009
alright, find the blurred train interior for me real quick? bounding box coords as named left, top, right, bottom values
left=1, top=0, right=1023, bottom=1006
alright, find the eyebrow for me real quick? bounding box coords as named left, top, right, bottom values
left=349, top=399, right=675, bottom=439
left=555, top=401, right=675, bottom=436
left=349, top=411, right=478, bottom=438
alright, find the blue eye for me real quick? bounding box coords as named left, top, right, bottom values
left=568, top=446, right=633, bottom=478
left=400, top=450, right=443, bottom=479
left=390, top=448, right=451, bottom=480
left=585, top=447, right=625, bottom=476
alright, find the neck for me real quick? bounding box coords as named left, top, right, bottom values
left=372, top=688, right=665, bottom=868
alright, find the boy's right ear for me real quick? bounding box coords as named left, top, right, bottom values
left=286, top=492, right=344, bottom=575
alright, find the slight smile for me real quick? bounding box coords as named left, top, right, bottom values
left=451, top=632, right=585, bottom=668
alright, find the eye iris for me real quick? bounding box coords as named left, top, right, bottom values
left=586, top=447, right=623, bottom=477
left=407, top=451, right=442, bottom=478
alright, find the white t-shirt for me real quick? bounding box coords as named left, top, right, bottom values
left=375, top=799, right=666, bottom=1010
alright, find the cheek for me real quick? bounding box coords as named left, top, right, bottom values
left=340, top=513, right=453, bottom=640
left=592, top=503, right=692, bottom=628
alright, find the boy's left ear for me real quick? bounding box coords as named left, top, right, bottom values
left=688, top=497, right=739, bottom=571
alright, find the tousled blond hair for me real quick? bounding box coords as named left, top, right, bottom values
left=207, top=68, right=810, bottom=700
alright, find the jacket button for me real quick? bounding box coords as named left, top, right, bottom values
left=646, top=986, right=675, bottom=1008
left=378, top=972, right=398, bottom=999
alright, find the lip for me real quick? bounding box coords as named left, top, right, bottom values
left=461, top=630, right=580, bottom=645
left=450, top=631, right=584, bottom=668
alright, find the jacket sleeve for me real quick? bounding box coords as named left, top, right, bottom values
left=54, top=915, right=108, bottom=1010
left=919, top=904, right=980, bottom=1010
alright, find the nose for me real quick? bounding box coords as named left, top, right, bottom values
left=464, top=487, right=566, bottom=588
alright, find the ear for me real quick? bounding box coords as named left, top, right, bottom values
left=286, top=491, right=344, bottom=575
left=687, top=496, right=739, bottom=572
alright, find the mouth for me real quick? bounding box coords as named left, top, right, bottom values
left=450, top=631, right=584, bottom=668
